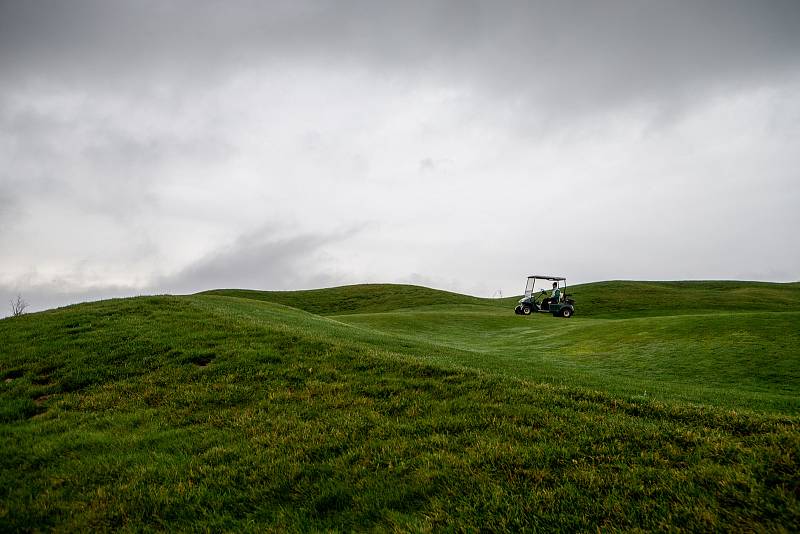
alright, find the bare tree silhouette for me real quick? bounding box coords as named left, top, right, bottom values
left=10, top=294, right=28, bottom=317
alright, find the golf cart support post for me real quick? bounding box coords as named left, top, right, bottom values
left=514, top=275, right=575, bottom=318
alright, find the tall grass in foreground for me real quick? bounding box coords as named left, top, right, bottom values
left=1, top=289, right=798, bottom=531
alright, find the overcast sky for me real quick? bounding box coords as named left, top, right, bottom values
left=1, top=0, right=799, bottom=315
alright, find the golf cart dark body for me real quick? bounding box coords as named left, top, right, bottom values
left=514, top=275, right=575, bottom=318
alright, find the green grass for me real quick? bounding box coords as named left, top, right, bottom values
left=335, top=309, right=800, bottom=414
left=1, top=281, right=799, bottom=531
left=200, top=284, right=497, bottom=316
left=534, top=280, right=800, bottom=318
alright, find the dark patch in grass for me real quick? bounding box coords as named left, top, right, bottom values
left=259, top=354, right=283, bottom=364
left=30, top=374, right=54, bottom=385
left=275, top=338, right=329, bottom=358
left=184, top=352, right=215, bottom=367
left=2, top=369, right=24, bottom=381
left=178, top=348, right=218, bottom=367
left=143, top=391, right=164, bottom=407
left=58, top=372, right=97, bottom=393
left=306, top=443, right=348, bottom=462
left=402, top=363, right=459, bottom=379
left=313, top=487, right=354, bottom=516
left=34, top=394, right=55, bottom=405
left=0, top=399, right=43, bottom=423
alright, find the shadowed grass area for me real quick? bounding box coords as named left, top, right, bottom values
left=1, top=283, right=799, bottom=531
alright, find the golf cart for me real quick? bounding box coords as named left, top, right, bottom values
left=514, top=275, right=575, bottom=318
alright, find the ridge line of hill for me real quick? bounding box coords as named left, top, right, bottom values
left=200, top=280, right=800, bottom=317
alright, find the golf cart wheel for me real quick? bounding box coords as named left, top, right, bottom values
left=521, top=304, right=532, bottom=315
left=560, top=308, right=573, bottom=318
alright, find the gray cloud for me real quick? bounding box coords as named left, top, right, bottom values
left=0, top=190, right=18, bottom=233
left=0, top=281, right=136, bottom=318
left=2, top=1, right=798, bottom=117
left=0, top=89, right=239, bottom=239
left=157, top=225, right=362, bottom=295
left=0, top=225, right=360, bottom=317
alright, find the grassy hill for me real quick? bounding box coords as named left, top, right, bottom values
left=563, top=280, right=800, bottom=318
left=200, top=284, right=498, bottom=316
left=205, top=280, right=800, bottom=318
left=209, top=281, right=800, bottom=412
left=1, top=281, right=799, bottom=531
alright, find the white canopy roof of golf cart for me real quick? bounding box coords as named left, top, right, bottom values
left=528, top=275, right=566, bottom=281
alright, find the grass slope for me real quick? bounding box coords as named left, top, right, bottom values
left=1, top=283, right=799, bottom=531
left=548, top=280, right=800, bottom=318
left=206, top=281, right=800, bottom=319
left=210, top=281, right=800, bottom=413
left=200, top=284, right=498, bottom=316
left=335, top=308, right=800, bottom=414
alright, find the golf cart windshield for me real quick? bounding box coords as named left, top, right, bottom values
left=524, top=278, right=536, bottom=298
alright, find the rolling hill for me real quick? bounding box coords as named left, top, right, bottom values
left=1, top=281, right=798, bottom=531
left=205, top=280, right=800, bottom=318
left=199, top=284, right=497, bottom=315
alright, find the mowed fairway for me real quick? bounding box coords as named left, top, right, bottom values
left=1, top=282, right=799, bottom=531
left=335, top=309, right=800, bottom=414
